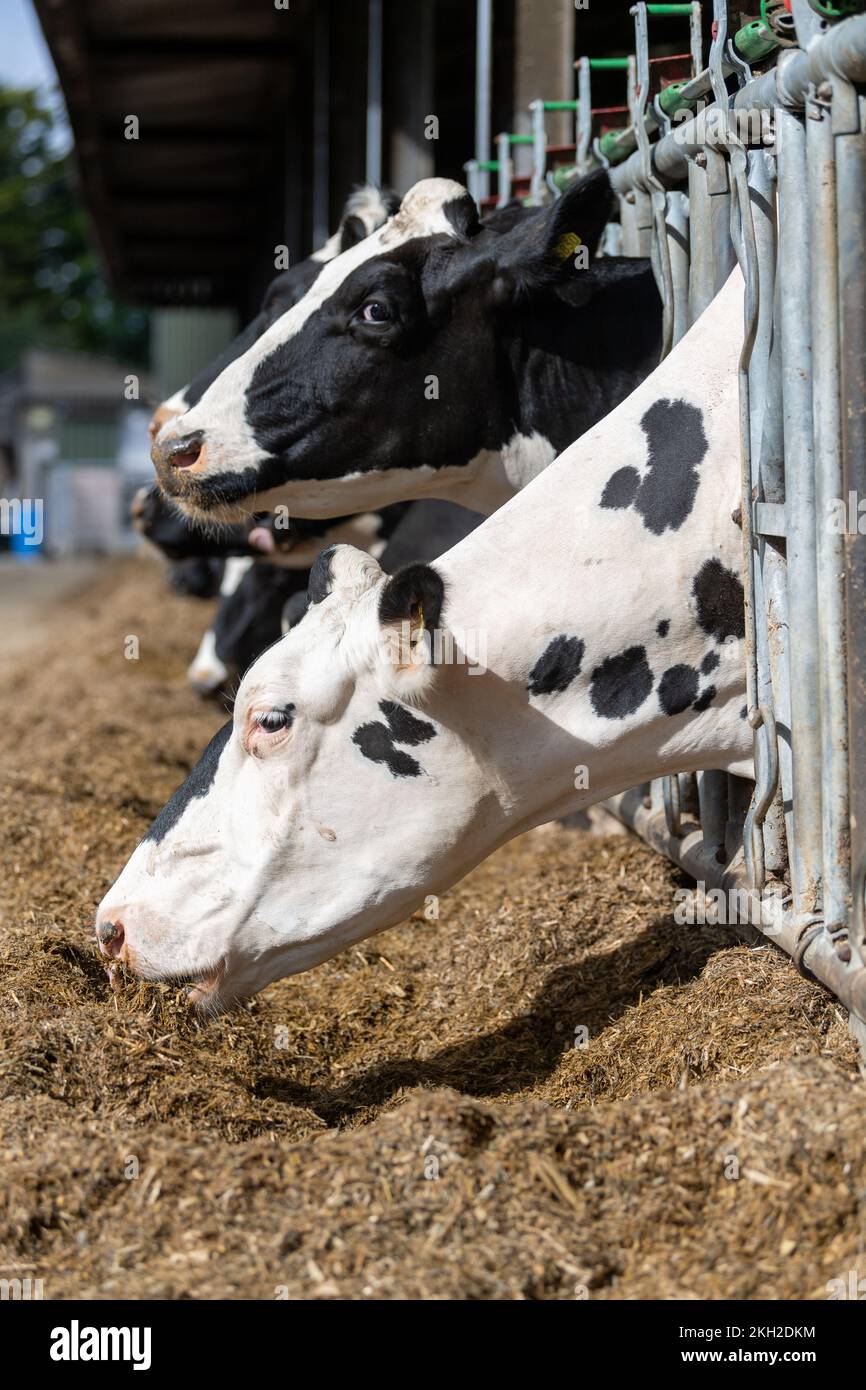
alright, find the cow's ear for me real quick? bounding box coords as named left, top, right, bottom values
left=378, top=563, right=445, bottom=700
left=339, top=214, right=367, bottom=253
left=488, top=168, right=613, bottom=304
left=309, top=543, right=382, bottom=605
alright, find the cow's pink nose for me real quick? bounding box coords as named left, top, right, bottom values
left=96, top=920, right=125, bottom=958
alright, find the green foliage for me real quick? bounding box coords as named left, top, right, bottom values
left=0, top=86, right=149, bottom=372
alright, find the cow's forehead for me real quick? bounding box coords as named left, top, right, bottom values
left=205, top=179, right=467, bottom=389
left=299, top=177, right=466, bottom=300
left=382, top=177, right=469, bottom=240
left=236, top=564, right=383, bottom=712
left=235, top=602, right=342, bottom=704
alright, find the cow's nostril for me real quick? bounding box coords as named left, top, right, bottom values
left=151, top=430, right=206, bottom=472
left=167, top=433, right=204, bottom=470
left=97, top=920, right=125, bottom=957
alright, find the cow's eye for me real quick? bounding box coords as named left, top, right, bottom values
left=255, top=707, right=294, bottom=734
left=360, top=300, right=391, bottom=323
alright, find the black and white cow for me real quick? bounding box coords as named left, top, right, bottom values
left=151, top=171, right=662, bottom=524
left=189, top=501, right=483, bottom=697
left=143, top=187, right=402, bottom=690
left=132, top=483, right=286, bottom=562
left=163, top=557, right=225, bottom=601
left=149, top=184, right=401, bottom=439
left=97, top=272, right=748, bottom=1011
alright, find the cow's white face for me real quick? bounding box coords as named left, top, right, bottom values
left=150, top=172, right=619, bottom=523
left=96, top=547, right=495, bottom=1011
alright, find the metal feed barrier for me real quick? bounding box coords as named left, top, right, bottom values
left=465, top=0, right=866, bottom=1049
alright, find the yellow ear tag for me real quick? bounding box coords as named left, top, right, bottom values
left=553, top=231, right=582, bottom=261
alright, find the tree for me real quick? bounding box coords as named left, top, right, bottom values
left=0, top=85, right=148, bottom=371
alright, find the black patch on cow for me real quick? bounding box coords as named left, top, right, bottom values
left=590, top=645, right=653, bottom=720
left=658, top=664, right=700, bottom=717
left=600, top=466, right=640, bottom=511
left=339, top=214, right=367, bottom=253
left=692, top=558, right=746, bottom=643
left=636, top=399, right=708, bottom=534
left=443, top=192, right=481, bottom=240
left=599, top=399, right=708, bottom=536
left=282, top=590, right=311, bottom=630
left=352, top=698, right=436, bottom=779
left=527, top=635, right=585, bottom=697
left=379, top=700, right=436, bottom=746
left=144, top=721, right=232, bottom=844
left=352, top=722, right=423, bottom=778
left=352, top=701, right=436, bottom=779
left=213, top=562, right=309, bottom=676
left=656, top=618, right=670, bottom=638
left=701, top=650, right=720, bottom=675
left=308, top=546, right=338, bottom=604
left=740, top=704, right=748, bottom=720
left=693, top=685, right=717, bottom=713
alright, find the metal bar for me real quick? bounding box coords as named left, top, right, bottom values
left=728, top=131, right=779, bottom=891
left=790, top=0, right=829, bottom=47
left=463, top=158, right=481, bottom=207
left=529, top=99, right=547, bottom=202
left=747, top=148, right=788, bottom=880
left=777, top=107, right=824, bottom=927
left=632, top=3, right=675, bottom=356
left=365, top=0, right=383, bottom=188
left=312, top=0, right=330, bottom=249
left=707, top=150, right=738, bottom=286
left=698, top=770, right=728, bottom=856
left=475, top=0, right=493, bottom=202
left=760, top=274, right=797, bottom=882
left=496, top=132, right=511, bottom=207
left=807, top=84, right=851, bottom=957
left=690, top=2, right=703, bottom=74
left=666, top=189, right=690, bottom=344
left=576, top=57, right=592, bottom=174
left=609, top=16, right=866, bottom=195
left=837, top=92, right=866, bottom=970
left=687, top=159, right=716, bottom=318
left=619, top=189, right=641, bottom=256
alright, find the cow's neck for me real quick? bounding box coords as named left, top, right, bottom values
left=451, top=261, right=664, bottom=515
left=433, top=269, right=751, bottom=847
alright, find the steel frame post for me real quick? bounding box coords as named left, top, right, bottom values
left=777, top=107, right=824, bottom=928
left=807, top=83, right=851, bottom=959
left=475, top=0, right=493, bottom=203
left=837, top=91, right=866, bottom=972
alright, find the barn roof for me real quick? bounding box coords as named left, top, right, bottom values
left=34, top=0, right=316, bottom=308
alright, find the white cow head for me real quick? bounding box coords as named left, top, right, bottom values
left=96, top=546, right=504, bottom=1010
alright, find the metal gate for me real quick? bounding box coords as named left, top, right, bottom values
left=467, top=0, right=866, bottom=1047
